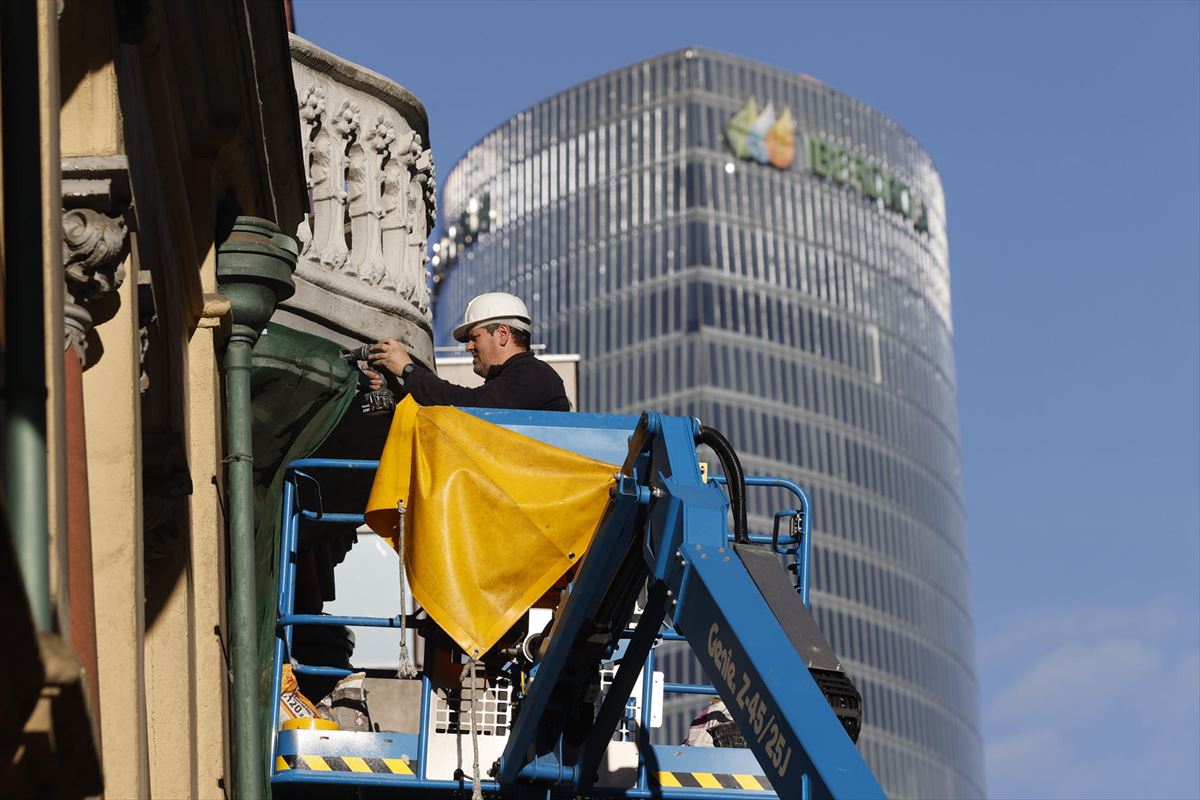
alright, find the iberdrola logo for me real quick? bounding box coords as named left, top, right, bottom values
left=725, top=98, right=796, bottom=169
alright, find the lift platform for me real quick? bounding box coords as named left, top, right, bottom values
left=269, top=408, right=885, bottom=800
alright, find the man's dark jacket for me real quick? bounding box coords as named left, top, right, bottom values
left=400, top=350, right=570, bottom=411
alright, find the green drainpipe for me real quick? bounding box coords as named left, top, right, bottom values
left=216, top=217, right=297, bottom=799
left=2, top=0, right=51, bottom=632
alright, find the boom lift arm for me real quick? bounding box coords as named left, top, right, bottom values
left=498, top=412, right=885, bottom=800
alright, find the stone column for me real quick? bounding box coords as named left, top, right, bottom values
left=79, top=243, right=147, bottom=800
left=187, top=287, right=233, bottom=800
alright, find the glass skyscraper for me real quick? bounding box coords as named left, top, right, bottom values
left=432, top=48, right=982, bottom=799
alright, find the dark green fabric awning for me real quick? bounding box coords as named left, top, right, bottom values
left=248, top=323, right=358, bottom=755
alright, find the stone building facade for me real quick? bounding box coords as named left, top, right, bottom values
left=0, top=5, right=436, bottom=798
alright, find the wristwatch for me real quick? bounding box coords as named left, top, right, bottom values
left=398, top=363, right=416, bottom=385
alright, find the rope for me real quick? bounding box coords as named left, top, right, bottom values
left=395, top=501, right=417, bottom=678
left=460, top=659, right=484, bottom=800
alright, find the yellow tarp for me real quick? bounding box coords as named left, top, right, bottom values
left=364, top=397, right=616, bottom=657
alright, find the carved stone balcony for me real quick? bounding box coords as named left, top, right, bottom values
left=281, top=34, right=436, bottom=367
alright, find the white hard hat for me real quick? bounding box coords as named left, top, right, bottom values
left=452, top=292, right=532, bottom=342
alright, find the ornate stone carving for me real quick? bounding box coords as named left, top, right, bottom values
left=346, top=115, right=390, bottom=285
left=381, top=130, right=416, bottom=294
left=63, top=208, right=128, bottom=294
left=286, top=34, right=436, bottom=367
left=297, top=89, right=435, bottom=296
left=61, top=207, right=130, bottom=357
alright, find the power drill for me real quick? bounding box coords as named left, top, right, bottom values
left=340, top=345, right=396, bottom=416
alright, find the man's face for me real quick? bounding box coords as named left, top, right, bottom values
left=466, top=325, right=505, bottom=377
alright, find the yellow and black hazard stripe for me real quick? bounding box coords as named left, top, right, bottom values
left=276, top=754, right=415, bottom=776
left=652, top=771, right=773, bottom=791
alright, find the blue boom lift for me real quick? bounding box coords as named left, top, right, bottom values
left=270, top=408, right=886, bottom=800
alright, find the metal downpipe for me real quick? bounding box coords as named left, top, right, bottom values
left=2, top=0, right=51, bottom=632
left=223, top=330, right=262, bottom=799
left=216, top=216, right=297, bottom=799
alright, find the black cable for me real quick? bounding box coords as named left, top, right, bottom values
left=698, top=425, right=748, bottom=543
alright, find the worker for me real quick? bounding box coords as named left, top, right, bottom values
left=367, top=291, right=570, bottom=411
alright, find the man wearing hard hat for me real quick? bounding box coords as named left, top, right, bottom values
left=368, top=292, right=570, bottom=411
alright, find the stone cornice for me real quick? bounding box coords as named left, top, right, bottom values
left=289, top=33, right=428, bottom=145
left=61, top=155, right=132, bottom=212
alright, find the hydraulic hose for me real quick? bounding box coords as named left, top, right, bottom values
left=697, top=425, right=748, bottom=543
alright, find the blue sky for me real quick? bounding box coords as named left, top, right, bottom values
left=295, top=2, right=1200, bottom=796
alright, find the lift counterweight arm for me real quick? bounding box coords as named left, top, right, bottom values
left=673, top=545, right=884, bottom=800
left=652, top=413, right=883, bottom=800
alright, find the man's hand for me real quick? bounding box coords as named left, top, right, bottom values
left=364, top=369, right=385, bottom=391
left=368, top=338, right=413, bottom=376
